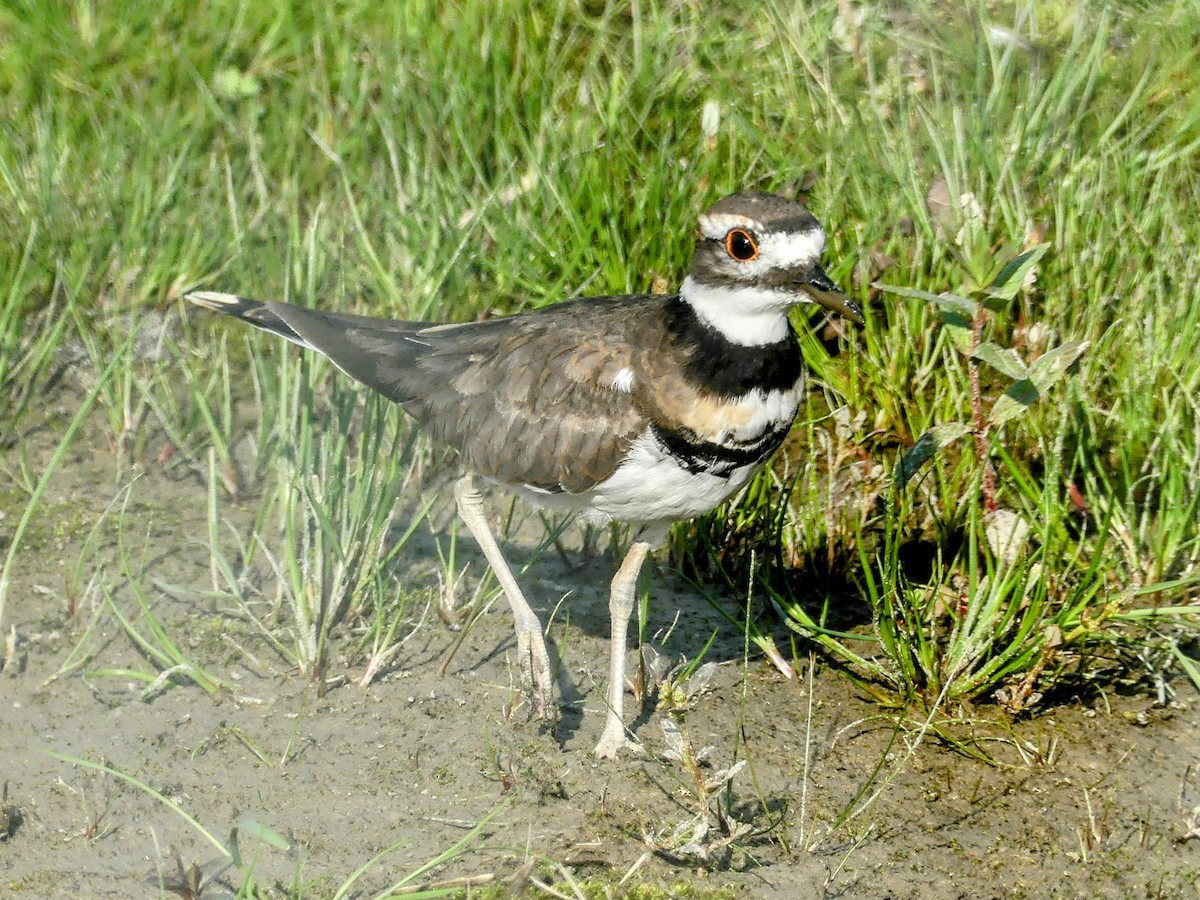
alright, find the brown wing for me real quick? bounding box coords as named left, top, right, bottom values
left=269, top=296, right=659, bottom=493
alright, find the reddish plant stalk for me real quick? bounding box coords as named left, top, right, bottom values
left=969, top=308, right=999, bottom=513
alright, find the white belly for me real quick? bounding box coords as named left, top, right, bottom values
left=511, top=428, right=767, bottom=526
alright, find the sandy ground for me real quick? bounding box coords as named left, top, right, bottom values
left=2, top=396, right=1199, bottom=899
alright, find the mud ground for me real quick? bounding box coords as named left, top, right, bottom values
left=2, top=395, right=1199, bottom=899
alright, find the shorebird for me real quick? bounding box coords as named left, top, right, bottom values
left=187, top=190, right=861, bottom=758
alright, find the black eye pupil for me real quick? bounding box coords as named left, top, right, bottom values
left=727, top=230, right=757, bottom=260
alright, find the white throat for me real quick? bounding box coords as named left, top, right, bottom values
left=679, top=275, right=796, bottom=347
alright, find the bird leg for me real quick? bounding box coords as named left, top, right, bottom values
left=592, top=528, right=662, bottom=759
left=453, top=475, right=557, bottom=720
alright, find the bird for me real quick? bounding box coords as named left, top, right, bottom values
left=186, top=190, right=862, bottom=758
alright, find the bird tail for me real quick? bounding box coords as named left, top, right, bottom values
left=185, top=290, right=431, bottom=404
left=186, top=291, right=314, bottom=351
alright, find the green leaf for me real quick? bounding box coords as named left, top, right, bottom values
left=989, top=380, right=1041, bottom=426
left=972, top=341, right=1030, bottom=381
left=897, top=422, right=972, bottom=486
left=946, top=320, right=974, bottom=355
left=1027, top=339, right=1090, bottom=385
left=988, top=340, right=1089, bottom=426
left=985, top=244, right=1048, bottom=303
left=238, top=818, right=291, bottom=851
left=874, top=282, right=979, bottom=317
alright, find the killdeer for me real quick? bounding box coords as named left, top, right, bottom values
left=187, top=191, right=862, bottom=758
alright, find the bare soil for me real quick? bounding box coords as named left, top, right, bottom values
left=2, top=396, right=1199, bottom=899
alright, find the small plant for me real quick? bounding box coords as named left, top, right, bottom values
left=85, top=485, right=231, bottom=698
left=244, top=359, right=431, bottom=687
left=151, top=853, right=236, bottom=899
left=0, top=340, right=130, bottom=657
left=880, top=234, right=1086, bottom=503
left=643, top=660, right=753, bottom=868
left=0, top=224, right=71, bottom=433
left=143, top=323, right=246, bottom=498
left=0, top=781, right=21, bottom=841
left=1179, top=764, right=1200, bottom=842
left=776, top=212, right=1199, bottom=725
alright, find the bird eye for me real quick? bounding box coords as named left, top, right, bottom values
left=724, top=229, right=759, bottom=262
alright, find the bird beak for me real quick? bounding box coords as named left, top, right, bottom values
left=801, top=265, right=864, bottom=325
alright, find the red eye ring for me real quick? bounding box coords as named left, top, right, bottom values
left=724, top=229, right=759, bottom=262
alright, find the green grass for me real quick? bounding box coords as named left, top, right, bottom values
left=2, top=0, right=1200, bottom=890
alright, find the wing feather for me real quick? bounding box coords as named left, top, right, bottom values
left=267, top=297, right=658, bottom=493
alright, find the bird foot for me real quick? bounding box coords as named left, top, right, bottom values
left=515, top=627, right=558, bottom=722
left=592, top=717, right=644, bottom=759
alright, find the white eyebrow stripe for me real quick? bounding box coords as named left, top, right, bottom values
left=698, top=212, right=765, bottom=240
left=700, top=228, right=826, bottom=282
left=755, top=228, right=826, bottom=267
left=699, top=217, right=826, bottom=270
